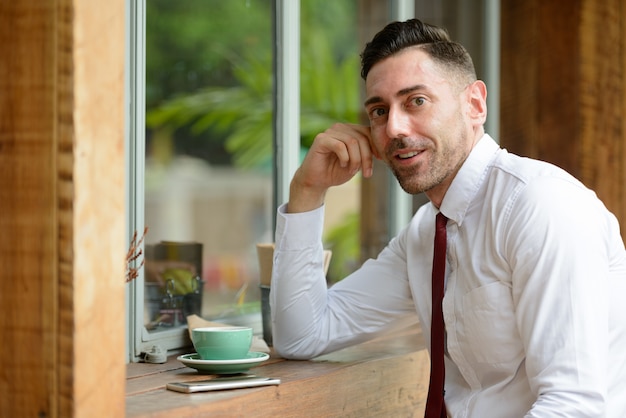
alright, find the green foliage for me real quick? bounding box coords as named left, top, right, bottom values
left=145, top=0, right=361, bottom=169
left=145, top=0, right=272, bottom=107
left=300, top=30, right=361, bottom=147
left=146, top=52, right=274, bottom=168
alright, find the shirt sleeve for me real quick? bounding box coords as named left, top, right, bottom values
left=506, top=177, right=613, bottom=417
left=270, top=203, right=417, bottom=359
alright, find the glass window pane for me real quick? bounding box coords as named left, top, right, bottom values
left=143, top=0, right=273, bottom=335
left=299, top=0, right=362, bottom=284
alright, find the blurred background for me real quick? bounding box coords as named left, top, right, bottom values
left=141, top=0, right=363, bottom=330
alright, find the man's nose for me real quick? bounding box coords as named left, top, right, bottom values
left=386, top=108, right=411, bottom=139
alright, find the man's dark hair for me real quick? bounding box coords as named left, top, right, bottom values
left=360, top=18, right=477, bottom=84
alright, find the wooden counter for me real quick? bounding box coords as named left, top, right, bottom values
left=126, top=326, right=429, bottom=417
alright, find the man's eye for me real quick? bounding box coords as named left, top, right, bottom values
left=412, top=97, right=426, bottom=106
left=369, top=108, right=387, bottom=119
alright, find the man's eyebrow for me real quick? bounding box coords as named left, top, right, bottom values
left=363, top=84, right=428, bottom=108
left=397, top=84, right=427, bottom=97
left=363, top=95, right=382, bottom=108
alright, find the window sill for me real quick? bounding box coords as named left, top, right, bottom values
left=126, top=325, right=429, bottom=417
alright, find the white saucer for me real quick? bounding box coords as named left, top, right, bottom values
left=177, top=352, right=270, bottom=374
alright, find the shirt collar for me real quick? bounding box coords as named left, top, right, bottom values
left=439, top=134, right=500, bottom=226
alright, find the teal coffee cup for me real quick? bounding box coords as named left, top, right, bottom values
left=191, top=326, right=253, bottom=360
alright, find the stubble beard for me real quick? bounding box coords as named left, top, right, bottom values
left=389, top=133, right=469, bottom=195
left=391, top=157, right=446, bottom=195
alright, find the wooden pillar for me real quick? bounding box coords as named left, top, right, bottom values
left=0, top=1, right=126, bottom=417
left=500, top=0, right=626, bottom=237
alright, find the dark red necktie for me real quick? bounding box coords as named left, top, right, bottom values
left=425, top=212, right=448, bottom=418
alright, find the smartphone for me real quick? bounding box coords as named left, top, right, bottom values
left=166, top=375, right=281, bottom=393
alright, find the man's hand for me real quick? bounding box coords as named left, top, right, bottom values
left=288, top=123, right=376, bottom=213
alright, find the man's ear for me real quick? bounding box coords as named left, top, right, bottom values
left=467, top=80, right=487, bottom=126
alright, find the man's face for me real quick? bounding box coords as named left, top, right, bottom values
left=364, top=47, right=481, bottom=202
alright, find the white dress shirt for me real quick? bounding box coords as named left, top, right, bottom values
left=270, top=134, right=626, bottom=417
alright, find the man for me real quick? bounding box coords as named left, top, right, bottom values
left=270, top=18, right=626, bottom=417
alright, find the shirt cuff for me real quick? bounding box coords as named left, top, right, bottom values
left=276, top=203, right=325, bottom=250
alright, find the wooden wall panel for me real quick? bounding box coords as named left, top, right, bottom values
left=72, top=0, right=126, bottom=417
left=0, top=1, right=126, bottom=417
left=0, top=2, right=59, bottom=416
left=501, top=0, right=626, bottom=235
left=578, top=0, right=625, bottom=222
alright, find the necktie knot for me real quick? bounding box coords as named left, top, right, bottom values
left=432, top=212, right=448, bottom=285
left=436, top=212, right=448, bottom=231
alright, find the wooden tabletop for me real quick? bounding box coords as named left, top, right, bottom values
left=126, top=325, right=429, bottom=417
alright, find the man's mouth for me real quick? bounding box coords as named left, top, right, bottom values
left=397, top=151, right=419, bottom=159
